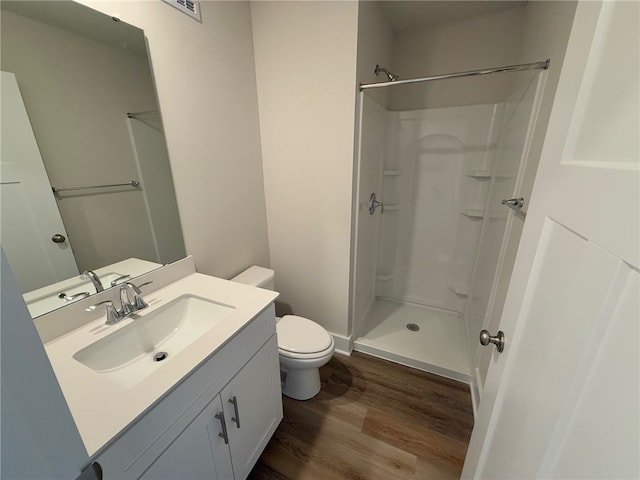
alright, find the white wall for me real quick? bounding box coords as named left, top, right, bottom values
left=351, top=2, right=393, bottom=338
left=389, top=6, right=525, bottom=111
left=77, top=0, right=270, bottom=278
left=356, top=1, right=393, bottom=106
left=251, top=1, right=358, bottom=338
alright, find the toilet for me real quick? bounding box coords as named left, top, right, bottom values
left=231, top=266, right=335, bottom=400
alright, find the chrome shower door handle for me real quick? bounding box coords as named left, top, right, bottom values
left=502, top=197, right=524, bottom=210
left=369, top=192, right=384, bottom=215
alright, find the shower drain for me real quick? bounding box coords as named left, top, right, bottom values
left=406, top=323, right=420, bottom=332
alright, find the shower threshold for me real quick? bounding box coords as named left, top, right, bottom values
left=353, top=298, right=471, bottom=383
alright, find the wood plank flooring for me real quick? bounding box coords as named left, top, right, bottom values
left=249, top=352, right=474, bottom=480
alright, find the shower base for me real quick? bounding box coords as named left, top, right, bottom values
left=353, top=298, right=471, bottom=383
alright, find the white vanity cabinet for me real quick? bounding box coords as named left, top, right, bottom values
left=94, top=305, right=282, bottom=480
left=140, top=336, right=281, bottom=480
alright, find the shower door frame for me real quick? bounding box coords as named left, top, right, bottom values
left=349, top=90, right=384, bottom=350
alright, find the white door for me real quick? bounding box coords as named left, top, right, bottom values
left=462, top=2, right=639, bottom=478
left=0, top=71, right=78, bottom=292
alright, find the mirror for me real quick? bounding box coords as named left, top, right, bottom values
left=0, top=1, right=186, bottom=317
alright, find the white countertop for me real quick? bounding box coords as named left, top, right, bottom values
left=44, top=272, right=278, bottom=456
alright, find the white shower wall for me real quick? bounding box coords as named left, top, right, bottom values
left=375, top=104, right=504, bottom=314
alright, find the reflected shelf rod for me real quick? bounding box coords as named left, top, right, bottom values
left=52, top=180, right=140, bottom=194
left=359, top=59, right=550, bottom=91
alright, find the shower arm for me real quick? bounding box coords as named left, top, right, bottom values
left=374, top=65, right=399, bottom=82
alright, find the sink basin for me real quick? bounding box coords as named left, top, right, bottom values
left=73, top=294, right=235, bottom=387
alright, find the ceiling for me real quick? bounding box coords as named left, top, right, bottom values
left=378, top=1, right=527, bottom=32
left=0, top=1, right=147, bottom=56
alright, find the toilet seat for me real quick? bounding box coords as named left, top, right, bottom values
left=277, top=315, right=333, bottom=359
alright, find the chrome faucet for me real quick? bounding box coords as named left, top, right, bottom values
left=88, top=281, right=151, bottom=325
left=82, top=270, right=104, bottom=293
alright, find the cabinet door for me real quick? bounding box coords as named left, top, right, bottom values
left=139, top=397, right=233, bottom=480
left=222, top=335, right=283, bottom=479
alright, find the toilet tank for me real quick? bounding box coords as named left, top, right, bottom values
left=231, top=265, right=274, bottom=290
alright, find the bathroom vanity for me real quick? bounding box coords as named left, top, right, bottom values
left=37, top=259, right=282, bottom=479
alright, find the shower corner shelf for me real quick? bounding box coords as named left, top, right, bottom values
left=448, top=284, right=469, bottom=296
left=376, top=272, right=394, bottom=281
left=461, top=208, right=485, bottom=218
left=467, top=169, right=516, bottom=179
left=382, top=169, right=403, bottom=176
left=467, top=170, right=492, bottom=178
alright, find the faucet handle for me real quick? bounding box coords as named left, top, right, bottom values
left=121, top=281, right=151, bottom=312
left=119, top=284, right=136, bottom=315
left=110, top=274, right=131, bottom=287
left=88, top=300, right=123, bottom=325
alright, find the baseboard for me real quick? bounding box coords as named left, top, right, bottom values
left=470, top=367, right=482, bottom=419
left=330, top=332, right=352, bottom=356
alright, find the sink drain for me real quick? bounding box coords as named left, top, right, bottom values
left=153, top=351, right=168, bottom=362
left=406, top=323, right=420, bottom=332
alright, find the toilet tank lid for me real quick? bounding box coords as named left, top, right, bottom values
left=231, top=265, right=274, bottom=287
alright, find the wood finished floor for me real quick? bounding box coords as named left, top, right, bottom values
left=249, top=352, right=474, bottom=480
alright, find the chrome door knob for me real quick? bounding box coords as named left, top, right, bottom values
left=51, top=233, right=66, bottom=243
left=479, top=329, right=505, bottom=353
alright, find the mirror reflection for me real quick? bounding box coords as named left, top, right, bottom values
left=0, top=1, right=186, bottom=317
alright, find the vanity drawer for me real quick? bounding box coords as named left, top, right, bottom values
left=94, top=304, right=276, bottom=479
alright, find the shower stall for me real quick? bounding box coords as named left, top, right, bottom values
left=351, top=61, right=547, bottom=387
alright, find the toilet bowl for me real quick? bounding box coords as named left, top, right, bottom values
left=231, top=266, right=335, bottom=400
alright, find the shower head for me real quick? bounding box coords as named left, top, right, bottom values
left=374, top=64, right=399, bottom=82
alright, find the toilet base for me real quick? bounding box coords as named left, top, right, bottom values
left=281, top=366, right=321, bottom=401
